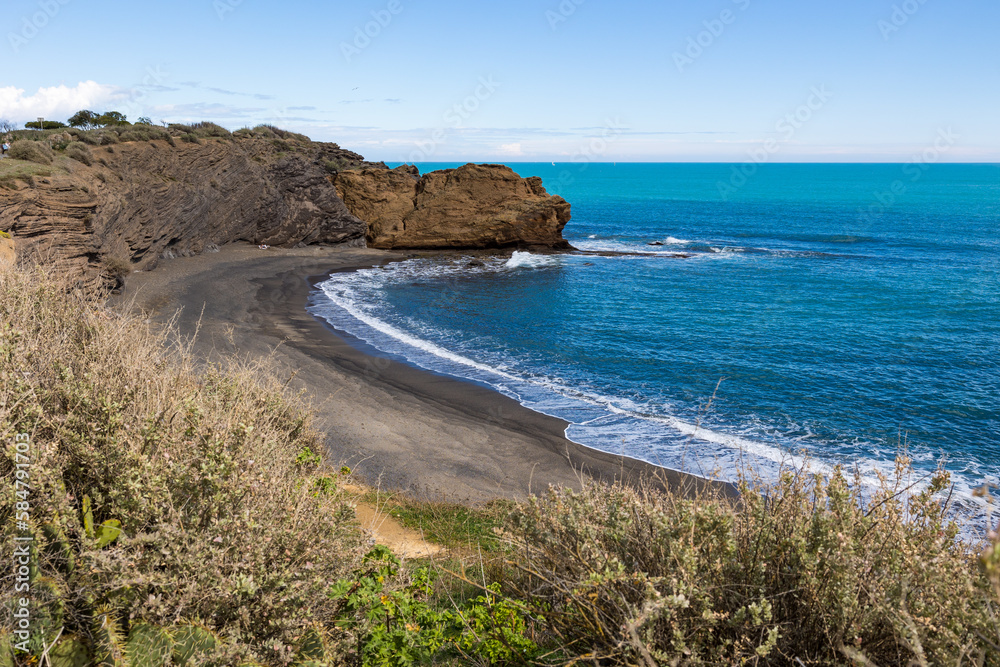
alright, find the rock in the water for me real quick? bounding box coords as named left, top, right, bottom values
left=335, top=163, right=572, bottom=250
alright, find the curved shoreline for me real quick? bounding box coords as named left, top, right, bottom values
left=120, top=243, right=735, bottom=503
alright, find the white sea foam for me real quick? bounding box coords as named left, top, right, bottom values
left=310, top=258, right=995, bottom=541
left=505, top=251, right=562, bottom=269
left=664, top=236, right=691, bottom=245
left=315, top=268, right=826, bottom=481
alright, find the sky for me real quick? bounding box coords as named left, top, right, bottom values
left=1, top=0, right=998, bottom=162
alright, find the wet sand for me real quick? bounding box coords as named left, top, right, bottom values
left=120, top=243, right=733, bottom=503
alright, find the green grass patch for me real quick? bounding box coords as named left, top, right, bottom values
left=0, top=158, right=54, bottom=188
left=364, top=493, right=515, bottom=553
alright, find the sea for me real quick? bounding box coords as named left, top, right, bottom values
left=308, top=162, right=1000, bottom=536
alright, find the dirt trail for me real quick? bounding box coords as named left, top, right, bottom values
left=345, top=485, right=443, bottom=559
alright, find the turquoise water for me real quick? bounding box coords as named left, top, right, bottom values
left=310, top=163, right=1000, bottom=531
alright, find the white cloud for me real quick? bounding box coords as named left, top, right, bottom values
left=0, top=81, right=127, bottom=122
left=497, top=142, right=523, bottom=156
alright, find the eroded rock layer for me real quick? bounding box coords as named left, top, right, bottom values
left=0, top=136, right=374, bottom=286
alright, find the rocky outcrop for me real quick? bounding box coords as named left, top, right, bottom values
left=335, top=163, right=572, bottom=250
left=0, top=135, right=572, bottom=287
left=0, top=236, right=14, bottom=268
left=0, top=136, right=372, bottom=286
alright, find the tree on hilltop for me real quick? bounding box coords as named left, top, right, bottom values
left=95, top=111, right=128, bottom=126
left=25, top=120, right=67, bottom=130
left=68, top=109, right=98, bottom=129
left=68, top=110, right=130, bottom=129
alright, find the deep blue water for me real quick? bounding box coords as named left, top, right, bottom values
left=310, top=163, right=1000, bottom=531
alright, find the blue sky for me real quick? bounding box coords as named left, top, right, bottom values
left=2, top=0, right=997, bottom=161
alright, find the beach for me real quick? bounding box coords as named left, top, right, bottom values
left=119, top=243, right=716, bottom=503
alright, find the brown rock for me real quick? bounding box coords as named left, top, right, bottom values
left=0, top=136, right=366, bottom=287
left=0, top=236, right=14, bottom=268
left=335, top=163, right=572, bottom=249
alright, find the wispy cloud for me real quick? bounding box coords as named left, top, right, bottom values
left=340, top=98, right=404, bottom=105
left=180, top=82, right=275, bottom=100
left=147, top=102, right=268, bottom=120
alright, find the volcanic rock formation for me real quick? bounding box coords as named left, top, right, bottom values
left=0, top=132, right=572, bottom=287
left=334, top=163, right=572, bottom=250
left=0, top=135, right=374, bottom=286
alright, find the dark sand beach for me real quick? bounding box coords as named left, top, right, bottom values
left=121, top=243, right=728, bottom=503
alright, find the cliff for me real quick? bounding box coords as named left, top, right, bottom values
left=0, top=128, right=572, bottom=287
left=0, top=130, right=377, bottom=287
left=334, top=163, right=572, bottom=250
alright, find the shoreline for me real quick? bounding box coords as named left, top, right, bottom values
left=120, top=243, right=734, bottom=503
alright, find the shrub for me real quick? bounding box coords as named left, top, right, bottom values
left=325, top=157, right=349, bottom=174
left=190, top=121, right=232, bottom=139
left=102, top=255, right=131, bottom=285
left=77, top=130, right=119, bottom=146
left=65, top=141, right=93, bottom=166
left=8, top=140, right=53, bottom=164
left=0, top=268, right=367, bottom=665
left=117, top=126, right=170, bottom=143
left=330, top=546, right=539, bottom=666
left=253, top=124, right=309, bottom=142
left=77, top=130, right=100, bottom=145
left=502, top=467, right=998, bottom=665
left=251, top=124, right=276, bottom=139
left=180, top=133, right=200, bottom=144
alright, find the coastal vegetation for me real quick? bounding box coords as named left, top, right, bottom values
left=1, top=112, right=311, bottom=156
left=2, top=265, right=999, bottom=666
left=1, top=116, right=998, bottom=664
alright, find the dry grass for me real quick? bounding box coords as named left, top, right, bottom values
left=3, top=264, right=1000, bottom=666
left=0, top=266, right=368, bottom=664
left=7, top=141, right=54, bottom=165
left=501, top=464, right=1000, bottom=665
